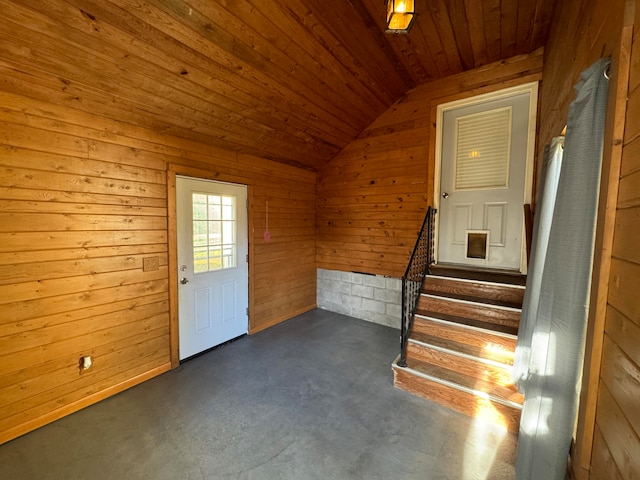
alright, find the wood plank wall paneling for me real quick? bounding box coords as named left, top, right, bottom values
left=0, top=88, right=316, bottom=444
left=540, top=1, right=640, bottom=478
left=589, top=426, right=625, bottom=480
left=591, top=21, right=640, bottom=477
left=316, top=49, right=543, bottom=278
left=537, top=0, right=628, bottom=153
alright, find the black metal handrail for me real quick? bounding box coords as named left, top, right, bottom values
left=398, top=207, right=436, bottom=367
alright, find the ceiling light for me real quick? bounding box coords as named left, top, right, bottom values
left=385, top=0, right=416, bottom=34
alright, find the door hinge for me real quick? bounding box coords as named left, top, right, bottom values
left=246, top=253, right=249, bottom=263
left=246, top=307, right=249, bottom=316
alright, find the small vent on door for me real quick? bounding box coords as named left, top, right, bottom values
left=466, top=230, right=489, bottom=259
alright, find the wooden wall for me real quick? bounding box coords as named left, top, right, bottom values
left=538, top=0, right=639, bottom=479
left=590, top=3, right=640, bottom=478
left=316, top=50, right=543, bottom=278
left=0, top=90, right=316, bottom=444
left=536, top=0, right=628, bottom=150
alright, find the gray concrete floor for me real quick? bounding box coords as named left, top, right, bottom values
left=0, top=310, right=517, bottom=480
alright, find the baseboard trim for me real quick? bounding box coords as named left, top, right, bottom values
left=249, top=304, right=317, bottom=334
left=0, top=362, right=171, bottom=445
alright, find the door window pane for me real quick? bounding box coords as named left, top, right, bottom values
left=193, top=247, right=208, bottom=273
left=193, top=221, right=207, bottom=247
left=192, top=193, right=237, bottom=272
left=454, top=107, right=512, bottom=190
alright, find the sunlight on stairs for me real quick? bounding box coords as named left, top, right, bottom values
left=392, top=268, right=526, bottom=434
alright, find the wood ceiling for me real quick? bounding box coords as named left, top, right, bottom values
left=0, top=0, right=557, bottom=170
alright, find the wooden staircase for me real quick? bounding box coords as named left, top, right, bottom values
left=392, top=266, right=526, bottom=433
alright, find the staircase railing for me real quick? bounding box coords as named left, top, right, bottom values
left=398, top=206, right=437, bottom=367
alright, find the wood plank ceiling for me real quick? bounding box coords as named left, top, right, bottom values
left=0, top=0, right=557, bottom=170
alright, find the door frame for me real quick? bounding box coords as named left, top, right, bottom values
left=433, top=82, right=539, bottom=273
left=167, top=164, right=253, bottom=368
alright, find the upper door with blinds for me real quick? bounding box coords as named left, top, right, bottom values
left=454, top=106, right=512, bottom=190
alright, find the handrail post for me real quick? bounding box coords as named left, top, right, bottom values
left=398, top=276, right=408, bottom=367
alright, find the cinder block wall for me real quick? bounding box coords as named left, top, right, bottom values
left=316, top=269, right=401, bottom=329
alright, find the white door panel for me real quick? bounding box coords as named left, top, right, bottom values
left=485, top=203, right=507, bottom=246
left=176, top=176, right=248, bottom=360
left=437, top=87, right=535, bottom=270
left=451, top=203, right=472, bottom=244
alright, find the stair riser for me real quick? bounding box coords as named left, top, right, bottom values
left=417, top=296, right=521, bottom=329
left=406, top=342, right=514, bottom=386
left=423, top=277, right=524, bottom=308
left=394, top=368, right=521, bottom=433
left=412, top=317, right=516, bottom=363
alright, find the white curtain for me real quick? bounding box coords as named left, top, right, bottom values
left=513, top=136, right=564, bottom=390
left=514, top=58, right=610, bottom=480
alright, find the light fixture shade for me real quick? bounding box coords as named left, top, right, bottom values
left=385, top=0, right=415, bottom=34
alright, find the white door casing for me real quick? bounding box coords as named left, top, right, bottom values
left=176, top=176, right=248, bottom=360
left=434, top=83, right=537, bottom=272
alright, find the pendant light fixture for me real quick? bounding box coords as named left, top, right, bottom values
left=385, top=0, right=416, bottom=34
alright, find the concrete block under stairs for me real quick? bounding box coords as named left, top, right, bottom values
left=393, top=271, right=525, bottom=433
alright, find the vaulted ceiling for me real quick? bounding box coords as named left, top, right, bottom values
left=1, top=0, right=557, bottom=170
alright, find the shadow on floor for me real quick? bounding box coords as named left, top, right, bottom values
left=0, top=309, right=517, bottom=480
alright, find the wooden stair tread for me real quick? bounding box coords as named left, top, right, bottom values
left=415, top=310, right=519, bottom=336
left=406, top=340, right=514, bottom=386
left=412, top=315, right=517, bottom=353
left=393, top=364, right=523, bottom=433
left=409, top=331, right=515, bottom=366
left=419, top=294, right=521, bottom=319
left=422, top=275, right=524, bottom=308
left=429, top=264, right=527, bottom=286
left=401, top=358, right=523, bottom=406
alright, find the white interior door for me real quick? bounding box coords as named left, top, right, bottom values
left=176, top=176, right=248, bottom=360
left=437, top=85, right=536, bottom=271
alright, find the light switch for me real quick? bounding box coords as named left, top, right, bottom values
left=80, top=356, right=92, bottom=371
